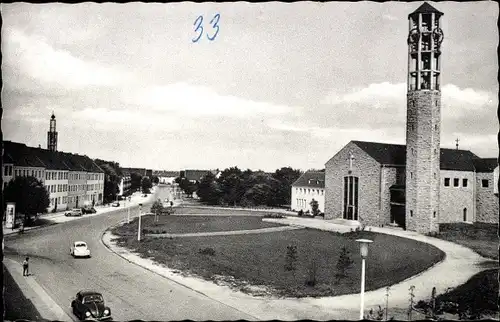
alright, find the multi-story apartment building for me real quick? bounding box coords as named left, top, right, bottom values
left=2, top=140, right=105, bottom=212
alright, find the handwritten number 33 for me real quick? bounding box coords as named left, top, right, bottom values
left=192, top=14, right=220, bottom=43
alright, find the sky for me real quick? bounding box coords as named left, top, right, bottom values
left=1, top=2, right=498, bottom=172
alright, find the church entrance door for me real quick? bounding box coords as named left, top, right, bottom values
left=390, top=205, right=406, bottom=230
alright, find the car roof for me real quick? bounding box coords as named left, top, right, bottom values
left=78, top=290, right=103, bottom=296
left=74, top=241, right=87, bottom=245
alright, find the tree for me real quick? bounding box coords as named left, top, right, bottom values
left=335, top=246, right=354, bottom=282
left=310, top=199, right=320, bottom=216
left=130, top=172, right=143, bottom=191
left=217, top=167, right=245, bottom=206
left=97, top=163, right=120, bottom=204
left=197, top=172, right=222, bottom=205
left=150, top=199, right=164, bottom=222
left=272, top=167, right=302, bottom=206
left=151, top=175, right=159, bottom=185
left=141, top=176, right=152, bottom=194
left=3, top=176, right=50, bottom=225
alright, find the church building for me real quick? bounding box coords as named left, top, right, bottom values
left=324, top=3, right=498, bottom=233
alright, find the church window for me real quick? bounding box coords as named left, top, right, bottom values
left=463, top=208, right=467, bottom=222
left=444, top=178, right=450, bottom=186
left=411, top=148, right=415, bottom=155
left=453, top=178, right=459, bottom=187
left=410, top=172, right=413, bottom=179
left=482, top=179, right=489, bottom=188
left=433, top=211, right=436, bottom=218
left=433, top=173, right=436, bottom=179
left=410, top=210, right=413, bottom=217
left=462, top=179, right=468, bottom=187
left=343, top=176, right=359, bottom=221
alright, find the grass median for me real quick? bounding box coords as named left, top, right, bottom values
left=111, top=214, right=445, bottom=298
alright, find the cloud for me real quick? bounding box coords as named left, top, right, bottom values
left=2, top=28, right=129, bottom=89
left=123, top=83, right=294, bottom=118
left=72, top=107, right=183, bottom=132
left=322, top=82, right=496, bottom=107
left=321, top=82, right=406, bottom=107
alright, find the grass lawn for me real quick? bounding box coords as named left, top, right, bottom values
left=113, top=224, right=445, bottom=298
left=112, top=214, right=284, bottom=235
left=436, top=222, right=498, bottom=260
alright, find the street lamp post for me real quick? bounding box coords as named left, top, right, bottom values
left=137, top=203, right=143, bottom=241
left=356, top=238, right=373, bottom=320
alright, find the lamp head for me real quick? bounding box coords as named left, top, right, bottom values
left=356, top=239, right=373, bottom=259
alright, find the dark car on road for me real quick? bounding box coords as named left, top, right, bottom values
left=71, top=290, right=112, bottom=321
left=82, top=207, right=97, bottom=214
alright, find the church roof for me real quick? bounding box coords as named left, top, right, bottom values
left=351, top=141, right=485, bottom=171
left=472, top=158, right=498, bottom=173
left=409, top=2, right=443, bottom=18
left=292, top=171, right=325, bottom=188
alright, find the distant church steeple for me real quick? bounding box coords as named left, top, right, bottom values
left=47, top=112, right=58, bottom=152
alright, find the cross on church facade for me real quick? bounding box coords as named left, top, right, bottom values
left=349, top=152, right=355, bottom=171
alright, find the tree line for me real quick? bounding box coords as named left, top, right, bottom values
left=176, top=167, right=302, bottom=207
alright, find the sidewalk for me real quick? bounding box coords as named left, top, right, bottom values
left=3, top=187, right=157, bottom=237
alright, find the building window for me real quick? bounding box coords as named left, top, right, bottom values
left=343, top=176, right=359, bottom=220
left=410, top=210, right=413, bottom=217
left=463, top=208, right=467, bottom=222
left=433, top=173, right=436, bottom=179
left=453, top=178, right=459, bottom=187
left=410, top=172, right=413, bottom=179
left=433, top=211, right=436, bottom=218
left=462, top=179, right=468, bottom=187
left=444, top=178, right=450, bottom=186
left=482, top=179, right=489, bottom=188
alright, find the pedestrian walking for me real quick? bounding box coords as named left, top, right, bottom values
left=22, top=257, right=29, bottom=276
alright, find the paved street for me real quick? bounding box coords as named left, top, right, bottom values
left=4, top=186, right=257, bottom=321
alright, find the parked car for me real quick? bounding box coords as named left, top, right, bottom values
left=111, top=202, right=120, bottom=207
left=65, top=209, right=83, bottom=217
left=82, top=207, right=97, bottom=214
left=70, top=241, right=91, bottom=258
left=71, top=290, right=112, bottom=321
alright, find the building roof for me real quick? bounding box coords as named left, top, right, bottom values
left=3, top=141, right=103, bottom=173
left=472, top=158, right=498, bottom=173
left=351, top=140, right=488, bottom=172
left=153, top=170, right=180, bottom=177
left=292, top=171, right=325, bottom=188
left=409, top=2, right=443, bottom=18
left=182, top=169, right=213, bottom=182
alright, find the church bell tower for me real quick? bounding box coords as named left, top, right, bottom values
left=405, top=3, right=443, bottom=233
left=47, top=112, right=58, bottom=152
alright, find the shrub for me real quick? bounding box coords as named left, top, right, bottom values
left=335, top=246, right=354, bottom=283
left=199, top=247, right=216, bottom=256
left=298, top=210, right=304, bottom=217
left=310, top=199, right=320, bottom=216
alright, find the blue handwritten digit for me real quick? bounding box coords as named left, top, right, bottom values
left=207, top=13, right=220, bottom=41
left=192, top=15, right=203, bottom=43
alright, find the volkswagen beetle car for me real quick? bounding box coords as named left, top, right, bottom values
left=71, top=290, right=112, bottom=321
left=70, top=241, right=91, bottom=258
